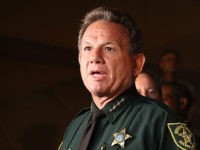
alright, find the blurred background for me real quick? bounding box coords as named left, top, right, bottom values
left=0, top=0, right=200, bottom=149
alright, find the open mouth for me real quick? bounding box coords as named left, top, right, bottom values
left=91, top=71, right=101, bottom=75
left=90, top=71, right=106, bottom=78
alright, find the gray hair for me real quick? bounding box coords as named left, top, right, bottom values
left=78, top=7, right=143, bottom=54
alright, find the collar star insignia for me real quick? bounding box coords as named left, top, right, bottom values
left=111, top=128, right=132, bottom=149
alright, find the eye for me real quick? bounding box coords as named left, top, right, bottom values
left=147, top=88, right=158, bottom=96
left=105, top=47, right=114, bottom=52
left=84, top=46, right=92, bottom=51
left=148, top=88, right=156, bottom=94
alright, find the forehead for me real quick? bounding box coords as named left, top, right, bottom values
left=162, top=53, right=177, bottom=60
left=82, top=21, right=130, bottom=43
left=138, top=73, right=155, bottom=84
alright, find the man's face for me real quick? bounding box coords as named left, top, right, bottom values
left=79, top=21, right=135, bottom=99
left=135, top=73, right=161, bottom=100
left=160, top=53, right=178, bottom=72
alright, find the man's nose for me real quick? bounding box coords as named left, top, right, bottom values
left=89, top=50, right=104, bottom=64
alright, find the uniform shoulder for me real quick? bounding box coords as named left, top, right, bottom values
left=73, top=107, right=90, bottom=120
left=66, top=107, right=90, bottom=128
left=135, top=95, right=182, bottom=120
left=136, top=95, right=169, bottom=109
left=62, top=107, right=90, bottom=139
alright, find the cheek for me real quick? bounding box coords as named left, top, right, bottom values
left=113, top=65, right=128, bottom=79
left=164, top=99, right=177, bottom=110
left=150, top=92, right=159, bottom=99
left=79, top=63, right=87, bottom=78
left=117, top=59, right=133, bottom=73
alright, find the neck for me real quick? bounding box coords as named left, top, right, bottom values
left=91, top=85, right=132, bottom=110
left=92, top=96, right=114, bottom=110
left=162, top=72, right=176, bottom=82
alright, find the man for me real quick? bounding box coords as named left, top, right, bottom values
left=59, top=7, right=195, bottom=150
left=159, top=49, right=197, bottom=105
left=161, top=81, right=193, bottom=121
left=159, top=49, right=180, bottom=83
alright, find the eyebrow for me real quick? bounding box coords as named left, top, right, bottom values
left=82, top=41, right=115, bottom=46
left=102, top=42, right=114, bottom=46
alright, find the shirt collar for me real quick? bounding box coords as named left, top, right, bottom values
left=91, top=85, right=139, bottom=123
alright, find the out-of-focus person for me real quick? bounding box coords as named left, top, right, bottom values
left=161, top=81, right=200, bottom=149
left=159, top=49, right=197, bottom=109
left=161, top=81, right=193, bottom=120
left=159, top=49, right=180, bottom=83
left=135, top=65, right=162, bottom=101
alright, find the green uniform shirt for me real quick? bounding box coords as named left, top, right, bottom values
left=59, top=86, right=195, bottom=150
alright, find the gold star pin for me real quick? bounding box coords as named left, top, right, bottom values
left=111, top=128, right=132, bottom=149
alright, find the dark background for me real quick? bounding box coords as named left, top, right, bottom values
left=0, top=0, right=200, bottom=149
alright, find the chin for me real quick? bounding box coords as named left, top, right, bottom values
left=89, top=87, right=108, bottom=96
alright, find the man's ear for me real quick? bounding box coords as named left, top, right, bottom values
left=179, top=97, right=188, bottom=110
left=133, top=53, right=145, bottom=76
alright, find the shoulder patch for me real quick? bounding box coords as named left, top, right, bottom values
left=167, top=122, right=195, bottom=150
